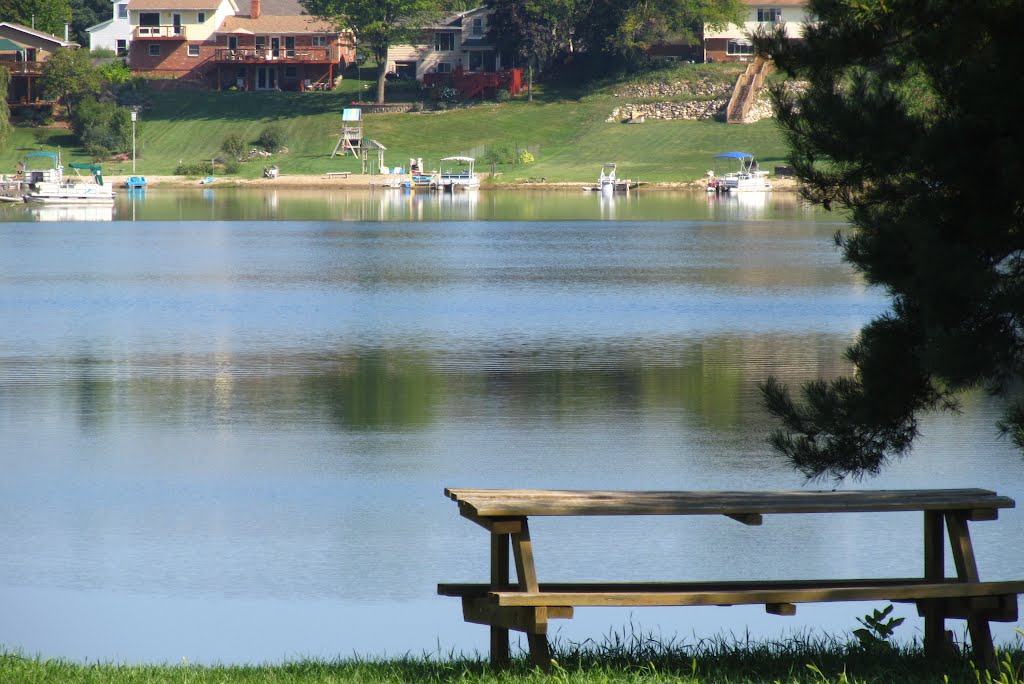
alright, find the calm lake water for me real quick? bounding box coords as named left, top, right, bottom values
left=1, top=188, right=1021, bottom=664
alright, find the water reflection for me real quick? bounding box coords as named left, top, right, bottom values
left=0, top=199, right=1020, bottom=665
left=0, top=187, right=831, bottom=223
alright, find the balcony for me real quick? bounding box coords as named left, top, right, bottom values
left=0, top=59, right=44, bottom=75
left=133, top=25, right=188, bottom=39
left=213, top=47, right=337, bottom=63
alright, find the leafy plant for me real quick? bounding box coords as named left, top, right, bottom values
left=220, top=132, right=247, bottom=161
left=257, top=124, right=287, bottom=153
left=853, top=604, right=904, bottom=651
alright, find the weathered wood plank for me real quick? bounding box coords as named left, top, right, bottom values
left=490, top=580, right=1024, bottom=608
left=444, top=488, right=1014, bottom=518
left=462, top=597, right=572, bottom=633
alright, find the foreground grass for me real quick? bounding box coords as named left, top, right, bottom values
left=2, top=63, right=788, bottom=183
left=4, top=634, right=1023, bottom=684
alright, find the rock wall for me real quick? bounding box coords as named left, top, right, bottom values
left=606, top=78, right=800, bottom=123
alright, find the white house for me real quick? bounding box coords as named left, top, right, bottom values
left=86, top=0, right=133, bottom=55
left=703, top=0, right=810, bottom=63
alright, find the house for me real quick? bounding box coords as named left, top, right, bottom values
left=387, top=7, right=520, bottom=99
left=125, top=0, right=353, bottom=90
left=0, top=22, right=79, bottom=105
left=86, top=0, right=134, bottom=56
left=703, top=0, right=809, bottom=63
left=388, top=6, right=504, bottom=80
left=212, top=0, right=354, bottom=91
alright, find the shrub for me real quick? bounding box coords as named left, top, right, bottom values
left=98, top=61, right=132, bottom=86
left=71, top=97, right=132, bottom=155
left=518, top=150, right=535, bottom=164
left=439, top=86, right=459, bottom=106
left=221, top=132, right=247, bottom=161
left=221, top=159, right=241, bottom=175
left=495, top=89, right=511, bottom=103
left=257, top=124, right=287, bottom=153
left=481, top=144, right=513, bottom=165
left=175, top=160, right=214, bottom=176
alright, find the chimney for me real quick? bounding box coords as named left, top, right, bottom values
left=250, top=0, right=260, bottom=18
left=64, top=23, right=69, bottom=42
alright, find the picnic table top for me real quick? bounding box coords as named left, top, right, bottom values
left=445, top=488, right=1016, bottom=518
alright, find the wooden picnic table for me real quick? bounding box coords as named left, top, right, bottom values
left=439, top=488, right=1023, bottom=671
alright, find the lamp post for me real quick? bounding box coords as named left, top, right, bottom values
left=130, top=108, right=138, bottom=174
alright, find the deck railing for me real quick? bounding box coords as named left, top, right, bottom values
left=133, top=25, right=188, bottom=39
left=214, top=47, right=336, bottom=63
left=0, top=59, right=45, bottom=74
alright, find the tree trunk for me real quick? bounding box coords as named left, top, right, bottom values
left=375, top=52, right=388, bottom=104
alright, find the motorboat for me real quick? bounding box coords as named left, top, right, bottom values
left=22, top=155, right=116, bottom=204
left=437, top=156, right=480, bottom=191
left=706, top=152, right=772, bottom=193
left=585, top=163, right=639, bottom=193
left=124, top=176, right=148, bottom=189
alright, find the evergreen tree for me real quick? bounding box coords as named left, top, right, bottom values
left=754, top=0, right=1024, bottom=481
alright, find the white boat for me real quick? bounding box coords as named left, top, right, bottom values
left=706, top=152, right=772, bottom=193
left=22, top=155, right=116, bottom=205
left=586, top=163, right=637, bottom=193
left=437, top=156, right=480, bottom=191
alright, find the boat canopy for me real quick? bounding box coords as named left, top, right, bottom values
left=714, top=152, right=754, bottom=160
left=441, top=156, right=475, bottom=163
left=70, top=163, right=103, bottom=172
left=25, top=152, right=59, bottom=160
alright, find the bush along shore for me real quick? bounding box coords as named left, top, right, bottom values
left=3, top=629, right=1023, bottom=684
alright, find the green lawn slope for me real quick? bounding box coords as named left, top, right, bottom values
left=1, top=63, right=790, bottom=184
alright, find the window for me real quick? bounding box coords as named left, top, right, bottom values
left=312, top=35, right=328, bottom=47
left=436, top=61, right=452, bottom=74
left=149, top=44, right=161, bottom=56
left=197, top=11, right=205, bottom=22
left=434, top=32, right=454, bottom=51
left=726, top=39, right=754, bottom=55
left=139, top=12, right=160, bottom=26
left=117, top=3, right=127, bottom=18
left=471, top=17, right=483, bottom=36
left=116, top=39, right=127, bottom=56
left=227, top=35, right=238, bottom=50
left=284, top=36, right=295, bottom=57
left=468, top=50, right=483, bottom=70
left=188, top=44, right=200, bottom=56
left=757, top=7, right=782, bottom=22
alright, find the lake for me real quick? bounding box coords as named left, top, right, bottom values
left=1, top=188, right=1021, bottom=664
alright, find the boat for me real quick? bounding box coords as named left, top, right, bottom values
left=124, top=176, right=148, bottom=189
left=706, top=152, right=772, bottom=193
left=584, top=163, right=642, bottom=192
left=22, top=155, right=116, bottom=204
left=437, top=156, right=480, bottom=191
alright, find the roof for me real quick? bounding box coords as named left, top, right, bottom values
left=423, top=6, right=488, bottom=30
left=238, top=0, right=304, bottom=15
left=742, top=0, right=805, bottom=5
left=219, top=14, right=336, bottom=33
left=0, top=37, right=22, bottom=50
left=85, top=19, right=114, bottom=33
left=127, top=0, right=220, bottom=8
left=0, top=22, right=78, bottom=47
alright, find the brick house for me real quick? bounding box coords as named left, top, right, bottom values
left=0, top=22, right=79, bottom=105
left=703, top=0, right=809, bottom=63
left=126, top=0, right=354, bottom=90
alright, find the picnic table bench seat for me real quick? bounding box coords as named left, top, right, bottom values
left=440, top=488, right=1022, bottom=672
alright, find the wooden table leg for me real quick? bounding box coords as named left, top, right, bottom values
left=923, top=510, right=946, bottom=657
left=945, top=512, right=996, bottom=671
left=490, top=531, right=510, bottom=669
left=512, top=519, right=551, bottom=671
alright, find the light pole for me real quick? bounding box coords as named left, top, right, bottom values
left=130, top=108, right=138, bottom=174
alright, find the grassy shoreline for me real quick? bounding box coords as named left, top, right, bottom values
left=4, top=633, right=1023, bottom=683
left=3, top=64, right=791, bottom=186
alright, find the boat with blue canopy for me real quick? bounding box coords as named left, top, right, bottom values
left=706, top=151, right=772, bottom=193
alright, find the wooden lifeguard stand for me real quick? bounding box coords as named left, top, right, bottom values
left=331, top=108, right=363, bottom=158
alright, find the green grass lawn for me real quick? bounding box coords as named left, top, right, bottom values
left=3, top=634, right=1023, bottom=684
left=1, top=63, right=789, bottom=183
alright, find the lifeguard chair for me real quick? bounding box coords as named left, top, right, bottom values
left=331, top=108, right=363, bottom=158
